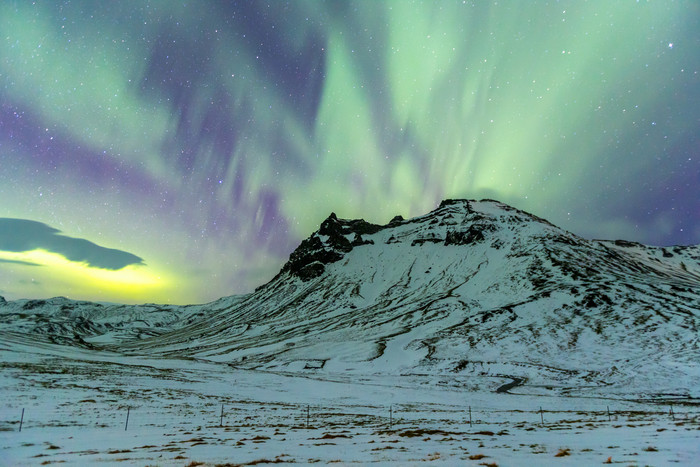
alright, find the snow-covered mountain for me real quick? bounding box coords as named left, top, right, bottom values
left=2, top=199, right=699, bottom=400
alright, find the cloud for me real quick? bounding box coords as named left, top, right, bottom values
left=0, top=258, right=41, bottom=267
left=0, top=218, right=144, bottom=270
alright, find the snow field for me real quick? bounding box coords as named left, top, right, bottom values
left=2, top=352, right=699, bottom=466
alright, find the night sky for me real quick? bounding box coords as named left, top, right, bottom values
left=1, top=1, right=698, bottom=304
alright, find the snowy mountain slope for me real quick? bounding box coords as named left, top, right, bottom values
left=0, top=294, right=247, bottom=349
left=1, top=199, right=699, bottom=399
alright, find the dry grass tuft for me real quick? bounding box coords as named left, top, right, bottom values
left=319, top=433, right=350, bottom=439
left=554, top=448, right=571, bottom=457
left=395, top=428, right=453, bottom=438
left=215, top=457, right=290, bottom=466
left=469, top=453, right=487, bottom=460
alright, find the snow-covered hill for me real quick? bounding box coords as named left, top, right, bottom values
left=2, top=199, right=699, bottom=400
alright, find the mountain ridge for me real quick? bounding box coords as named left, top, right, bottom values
left=1, top=199, right=699, bottom=401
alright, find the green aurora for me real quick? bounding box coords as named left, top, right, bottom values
left=0, top=1, right=698, bottom=303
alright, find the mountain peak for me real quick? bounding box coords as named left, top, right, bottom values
left=438, top=198, right=473, bottom=210
left=279, top=199, right=564, bottom=282
left=281, top=210, right=383, bottom=280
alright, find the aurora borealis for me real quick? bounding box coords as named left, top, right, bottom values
left=1, top=1, right=698, bottom=304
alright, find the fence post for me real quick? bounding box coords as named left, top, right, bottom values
left=670, top=404, right=675, bottom=421
left=306, top=405, right=310, bottom=429
left=125, top=406, right=130, bottom=431
left=469, top=406, right=472, bottom=428
left=607, top=406, right=611, bottom=422
left=220, top=404, right=224, bottom=427
left=389, top=406, right=393, bottom=428
left=19, top=408, right=24, bottom=432
left=539, top=407, right=544, bottom=427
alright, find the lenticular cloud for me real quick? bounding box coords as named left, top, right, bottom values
left=0, top=218, right=144, bottom=270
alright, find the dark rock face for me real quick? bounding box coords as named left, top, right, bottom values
left=411, top=237, right=443, bottom=246
left=444, top=224, right=493, bottom=246
left=438, top=199, right=473, bottom=212
left=297, top=261, right=326, bottom=280
left=282, top=213, right=385, bottom=281
left=352, top=233, right=374, bottom=247
left=281, top=235, right=344, bottom=279
left=614, top=239, right=643, bottom=248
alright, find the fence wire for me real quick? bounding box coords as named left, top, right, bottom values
left=2, top=399, right=696, bottom=433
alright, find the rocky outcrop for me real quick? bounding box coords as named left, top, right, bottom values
left=281, top=213, right=384, bottom=280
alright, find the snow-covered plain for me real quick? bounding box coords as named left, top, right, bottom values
left=2, top=199, right=700, bottom=465
left=1, top=344, right=698, bottom=466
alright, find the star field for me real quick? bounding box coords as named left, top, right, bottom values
left=1, top=1, right=698, bottom=304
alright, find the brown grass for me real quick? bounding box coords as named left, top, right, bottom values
left=469, top=454, right=487, bottom=460
left=396, top=428, right=453, bottom=438
left=554, top=448, right=571, bottom=457
left=215, top=457, right=290, bottom=466
left=245, top=458, right=289, bottom=465
left=182, top=437, right=205, bottom=443
left=320, top=433, right=351, bottom=439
